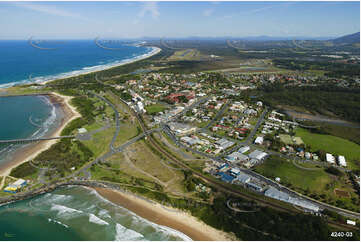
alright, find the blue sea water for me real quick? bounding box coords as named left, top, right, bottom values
left=0, top=40, right=153, bottom=87
left=0, top=186, right=190, bottom=241
left=0, top=40, right=188, bottom=241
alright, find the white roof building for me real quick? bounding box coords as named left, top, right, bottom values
left=226, top=152, right=249, bottom=162
left=78, top=128, right=88, bottom=134
left=12, top=179, right=26, bottom=186
left=326, top=153, right=335, bottom=164
left=249, top=150, right=268, bottom=160
left=238, top=146, right=250, bottom=154
left=338, top=156, right=347, bottom=167
left=236, top=173, right=251, bottom=184
left=254, top=136, right=264, bottom=145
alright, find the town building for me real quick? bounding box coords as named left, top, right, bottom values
left=338, top=155, right=347, bottom=167
left=326, top=153, right=336, bottom=164
left=254, top=136, right=264, bottom=145
left=4, top=179, right=27, bottom=193
left=248, top=150, right=268, bottom=160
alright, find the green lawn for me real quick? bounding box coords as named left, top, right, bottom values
left=254, top=156, right=359, bottom=212
left=145, top=104, right=167, bottom=115
left=296, top=128, right=360, bottom=169
left=255, top=157, right=330, bottom=192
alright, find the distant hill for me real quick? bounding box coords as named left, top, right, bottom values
left=331, top=32, right=360, bottom=44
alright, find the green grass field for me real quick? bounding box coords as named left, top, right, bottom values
left=255, top=157, right=331, bottom=192
left=254, top=156, right=359, bottom=212
left=295, top=128, right=360, bottom=169
left=145, top=103, right=167, bottom=115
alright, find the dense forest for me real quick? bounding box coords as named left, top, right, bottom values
left=273, top=59, right=360, bottom=78
left=257, top=85, right=360, bottom=122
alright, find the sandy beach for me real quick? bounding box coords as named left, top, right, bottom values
left=94, top=187, right=234, bottom=241
left=0, top=92, right=80, bottom=176
left=42, top=46, right=161, bottom=85
left=0, top=45, right=161, bottom=175
left=0, top=45, right=234, bottom=241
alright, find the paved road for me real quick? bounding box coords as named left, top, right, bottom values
left=170, top=96, right=211, bottom=122
left=89, top=92, right=120, bottom=152
left=241, top=167, right=360, bottom=220
left=161, top=107, right=360, bottom=220
left=219, top=107, right=268, bottom=158
left=198, top=100, right=230, bottom=133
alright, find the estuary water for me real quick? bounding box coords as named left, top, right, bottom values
left=0, top=95, right=59, bottom=170
left=0, top=41, right=188, bottom=241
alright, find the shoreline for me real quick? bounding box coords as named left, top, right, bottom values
left=0, top=46, right=161, bottom=88
left=0, top=45, right=161, bottom=175
left=0, top=92, right=80, bottom=176
left=94, top=187, right=234, bottom=241
left=42, top=46, right=161, bottom=85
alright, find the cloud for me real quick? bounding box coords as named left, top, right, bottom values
left=203, top=9, right=214, bottom=17
left=12, top=2, right=89, bottom=21
left=137, top=2, right=160, bottom=19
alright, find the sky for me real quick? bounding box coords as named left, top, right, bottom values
left=0, top=1, right=359, bottom=39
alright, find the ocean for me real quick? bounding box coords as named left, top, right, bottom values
left=0, top=40, right=154, bottom=88
left=0, top=186, right=190, bottom=241
left=0, top=41, right=187, bottom=241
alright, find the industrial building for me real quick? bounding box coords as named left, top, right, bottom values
left=265, top=187, right=320, bottom=212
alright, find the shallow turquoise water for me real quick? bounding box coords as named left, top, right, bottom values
left=0, top=186, right=191, bottom=241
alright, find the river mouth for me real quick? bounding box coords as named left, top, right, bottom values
left=0, top=95, right=63, bottom=174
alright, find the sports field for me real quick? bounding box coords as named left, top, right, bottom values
left=145, top=103, right=167, bottom=115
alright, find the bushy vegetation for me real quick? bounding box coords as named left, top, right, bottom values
left=273, top=59, right=360, bottom=78
left=34, top=139, right=94, bottom=177
left=258, top=85, right=360, bottom=122
left=10, top=161, right=37, bottom=178
left=324, top=167, right=344, bottom=177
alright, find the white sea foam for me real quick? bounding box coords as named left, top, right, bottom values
left=0, top=46, right=159, bottom=89
left=115, top=223, right=144, bottom=241
left=98, top=209, right=112, bottom=219
left=89, top=213, right=109, bottom=226
left=51, top=204, right=83, bottom=219
left=86, top=187, right=191, bottom=241
left=132, top=212, right=192, bottom=241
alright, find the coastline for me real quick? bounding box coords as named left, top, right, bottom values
left=94, top=187, right=234, bottom=241
left=0, top=45, right=161, bottom=175
left=42, top=46, right=161, bottom=85
left=0, top=45, right=232, bottom=241
left=0, top=92, right=80, bottom=176
left=0, top=46, right=161, bottom=88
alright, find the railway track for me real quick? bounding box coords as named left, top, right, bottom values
left=112, top=89, right=359, bottom=232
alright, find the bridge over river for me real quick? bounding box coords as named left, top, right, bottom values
left=0, top=135, right=75, bottom=144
